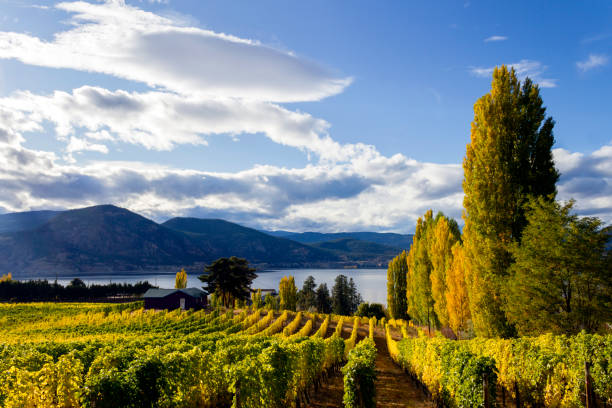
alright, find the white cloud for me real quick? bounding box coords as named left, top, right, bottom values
left=0, top=1, right=609, bottom=233
left=0, top=1, right=351, bottom=102
left=0, top=86, right=348, bottom=160
left=553, top=146, right=612, bottom=221
left=471, top=59, right=557, bottom=88
left=65, top=136, right=109, bottom=154
left=484, top=35, right=508, bottom=42
left=2, top=95, right=612, bottom=231
left=576, top=54, right=609, bottom=72
left=0, top=96, right=466, bottom=231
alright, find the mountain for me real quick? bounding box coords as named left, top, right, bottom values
left=161, top=217, right=337, bottom=266
left=0, top=205, right=339, bottom=275
left=0, top=205, right=205, bottom=274
left=0, top=205, right=407, bottom=275
left=310, top=238, right=401, bottom=267
left=265, top=230, right=413, bottom=250
left=0, top=210, right=61, bottom=233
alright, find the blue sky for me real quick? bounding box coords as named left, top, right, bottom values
left=0, top=0, right=610, bottom=232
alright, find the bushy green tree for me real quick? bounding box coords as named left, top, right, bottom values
left=462, top=66, right=558, bottom=337
left=315, top=283, right=332, bottom=313
left=505, top=197, right=612, bottom=334
left=297, top=275, right=317, bottom=311
left=332, top=275, right=362, bottom=315
left=356, top=303, right=386, bottom=319
left=199, top=257, right=257, bottom=308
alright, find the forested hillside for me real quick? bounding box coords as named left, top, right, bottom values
left=266, top=230, right=413, bottom=250
left=0, top=206, right=406, bottom=274
left=0, top=206, right=344, bottom=274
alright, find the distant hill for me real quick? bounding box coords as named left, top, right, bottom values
left=0, top=210, right=61, bottom=233
left=0, top=205, right=405, bottom=275
left=265, top=230, right=413, bottom=250
left=310, top=238, right=400, bottom=267
left=0, top=205, right=205, bottom=274
left=0, top=206, right=342, bottom=275
left=161, top=217, right=337, bottom=266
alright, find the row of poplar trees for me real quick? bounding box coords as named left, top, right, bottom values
left=388, top=66, right=611, bottom=338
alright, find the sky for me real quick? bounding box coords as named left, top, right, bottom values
left=0, top=0, right=610, bottom=233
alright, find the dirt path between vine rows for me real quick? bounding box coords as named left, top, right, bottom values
left=372, top=328, right=433, bottom=408
left=307, top=323, right=432, bottom=408
left=306, top=319, right=346, bottom=408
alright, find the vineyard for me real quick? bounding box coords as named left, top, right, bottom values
left=1, top=303, right=611, bottom=408
left=384, top=319, right=612, bottom=408
left=0, top=302, right=378, bottom=408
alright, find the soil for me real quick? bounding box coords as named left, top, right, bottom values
left=307, top=323, right=433, bottom=408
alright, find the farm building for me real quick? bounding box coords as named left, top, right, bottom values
left=143, top=288, right=207, bottom=310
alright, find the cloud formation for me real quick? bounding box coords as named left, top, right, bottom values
left=576, top=54, right=609, bottom=72
left=0, top=86, right=342, bottom=158
left=471, top=59, right=557, bottom=88
left=0, top=1, right=610, bottom=233
left=554, top=146, right=612, bottom=221
left=0, top=1, right=351, bottom=102
left=1, top=84, right=611, bottom=231
left=0, top=103, right=466, bottom=231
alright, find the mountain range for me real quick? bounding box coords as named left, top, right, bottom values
left=265, top=230, right=413, bottom=249
left=0, top=205, right=412, bottom=275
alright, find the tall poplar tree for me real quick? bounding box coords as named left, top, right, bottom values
left=406, top=210, right=437, bottom=330
left=387, top=250, right=408, bottom=319
left=445, top=242, right=471, bottom=338
left=174, top=268, right=188, bottom=289
left=428, top=215, right=461, bottom=327
left=462, top=66, right=559, bottom=337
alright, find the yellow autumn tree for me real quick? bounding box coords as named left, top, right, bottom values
left=175, top=268, right=188, bottom=289
left=279, top=276, right=298, bottom=311
left=406, top=210, right=437, bottom=330
left=462, top=65, right=558, bottom=337
left=387, top=251, right=408, bottom=319
left=445, top=242, right=471, bottom=337
left=0, top=273, right=11, bottom=282
left=428, top=215, right=460, bottom=327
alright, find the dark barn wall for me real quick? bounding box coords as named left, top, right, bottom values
left=144, top=292, right=206, bottom=310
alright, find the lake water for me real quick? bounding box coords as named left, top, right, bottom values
left=22, top=268, right=388, bottom=305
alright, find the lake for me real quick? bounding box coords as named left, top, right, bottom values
left=22, top=268, right=388, bottom=305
